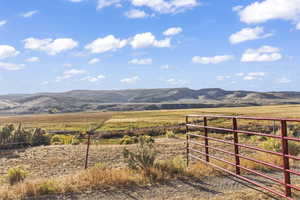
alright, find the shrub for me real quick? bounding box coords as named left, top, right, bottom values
left=172, top=156, right=186, bottom=171
left=123, top=136, right=157, bottom=174
left=12, top=124, right=31, bottom=145
left=50, top=135, right=63, bottom=145
left=152, top=156, right=187, bottom=181
left=140, top=135, right=154, bottom=144
left=249, top=135, right=267, bottom=143
left=172, top=127, right=185, bottom=134
left=120, top=135, right=138, bottom=145
left=224, top=135, right=234, bottom=140
left=0, top=124, right=50, bottom=149
left=31, top=128, right=50, bottom=146
left=165, top=130, right=176, bottom=138
left=7, top=166, right=27, bottom=185
left=50, top=135, right=74, bottom=145
left=260, top=138, right=281, bottom=152
left=260, top=138, right=300, bottom=156
left=94, top=162, right=107, bottom=169
left=288, top=142, right=300, bottom=156
left=38, top=181, right=58, bottom=195
left=147, top=129, right=165, bottom=136
left=71, top=137, right=80, bottom=145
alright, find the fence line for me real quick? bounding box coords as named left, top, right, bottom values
left=186, top=115, right=300, bottom=200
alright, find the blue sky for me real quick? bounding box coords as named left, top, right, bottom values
left=0, top=0, right=300, bottom=94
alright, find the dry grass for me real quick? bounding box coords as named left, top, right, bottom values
left=0, top=154, right=299, bottom=200
left=186, top=152, right=286, bottom=178
left=0, top=166, right=145, bottom=200
left=0, top=112, right=112, bottom=131
left=2, top=104, right=300, bottom=132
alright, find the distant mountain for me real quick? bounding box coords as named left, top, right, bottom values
left=1, top=88, right=300, bottom=115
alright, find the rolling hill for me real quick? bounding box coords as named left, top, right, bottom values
left=1, top=88, right=300, bottom=115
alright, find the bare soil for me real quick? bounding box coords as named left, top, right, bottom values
left=0, top=138, right=185, bottom=182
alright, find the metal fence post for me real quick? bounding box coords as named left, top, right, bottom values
left=280, top=120, right=292, bottom=197
left=203, top=117, right=210, bottom=162
left=84, top=131, right=91, bottom=169
left=232, top=117, right=240, bottom=175
left=186, top=116, right=189, bottom=167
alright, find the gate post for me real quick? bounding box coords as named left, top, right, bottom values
left=186, top=116, right=189, bottom=167
left=232, top=117, right=240, bottom=175
left=203, top=117, right=209, bottom=162
left=280, top=120, right=292, bottom=197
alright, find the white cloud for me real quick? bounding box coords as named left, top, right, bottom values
left=297, top=22, right=300, bottom=30
left=130, top=32, right=171, bottom=48
left=88, top=58, right=100, bottom=64
left=163, top=27, right=183, bottom=36
left=69, top=0, right=83, bottom=2
left=0, top=20, right=7, bottom=27
left=81, top=75, right=105, bottom=82
left=85, top=35, right=127, bottom=54
left=161, top=64, right=171, bottom=69
left=21, top=10, right=38, bottom=18
left=97, top=0, right=121, bottom=10
left=56, top=69, right=87, bottom=81
left=192, top=55, right=234, bottom=64
left=166, top=78, right=187, bottom=85
left=41, top=81, right=49, bottom=85
left=120, top=76, right=140, bottom=84
left=64, top=69, right=86, bottom=75
left=0, top=62, right=25, bottom=71
left=26, top=57, right=39, bottom=62
left=23, top=38, right=78, bottom=55
left=276, top=77, right=291, bottom=84
left=229, top=27, right=273, bottom=44
left=235, top=72, right=245, bottom=77
left=232, top=5, right=243, bottom=12
left=63, top=63, right=73, bottom=67
left=0, top=45, right=20, bottom=59
left=129, top=58, right=152, bottom=65
left=243, top=72, right=266, bottom=80
left=216, top=75, right=231, bottom=81
left=241, top=45, right=282, bottom=62
left=125, top=9, right=149, bottom=18
left=153, top=38, right=171, bottom=47
left=238, top=0, right=300, bottom=29
left=130, top=0, right=199, bottom=14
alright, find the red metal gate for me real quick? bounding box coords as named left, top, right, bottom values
left=185, top=115, right=300, bottom=199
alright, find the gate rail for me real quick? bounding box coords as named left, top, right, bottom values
left=185, top=115, right=300, bottom=200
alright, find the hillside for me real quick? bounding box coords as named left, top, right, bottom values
left=1, top=88, right=300, bottom=115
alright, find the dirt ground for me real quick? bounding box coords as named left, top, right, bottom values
left=0, top=138, right=185, bottom=181
left=1, top=138, right=300, bottom=200
left=28, top=174, right=285, bottom=200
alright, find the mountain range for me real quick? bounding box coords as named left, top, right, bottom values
left=1, top=88, right=300, bottom=115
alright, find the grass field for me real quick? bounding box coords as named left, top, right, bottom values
left=1, top=105, right=300, bottom=199
left=1, top=104, right=300, bottom=132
